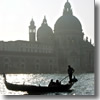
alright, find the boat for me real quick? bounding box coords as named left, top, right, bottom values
left=3, top=74, right=78, bottom=95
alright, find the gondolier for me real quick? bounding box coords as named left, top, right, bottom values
left=67, top=65, right=74, bottom=82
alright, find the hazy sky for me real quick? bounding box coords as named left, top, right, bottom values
left=0, top=0, right=94, bottom=44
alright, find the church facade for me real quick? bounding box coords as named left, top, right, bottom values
left=0, top=1, right=94, bottom=73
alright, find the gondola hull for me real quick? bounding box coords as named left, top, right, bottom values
left=3, top=74, right=77, bottom=94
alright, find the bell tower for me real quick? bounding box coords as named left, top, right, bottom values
left=29, top=19, right=36, bottom=42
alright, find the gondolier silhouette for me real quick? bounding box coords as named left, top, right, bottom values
left=67, top=65, right=74, bottom=82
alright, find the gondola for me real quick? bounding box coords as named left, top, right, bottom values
left=3, top=74, right=78, bottom=95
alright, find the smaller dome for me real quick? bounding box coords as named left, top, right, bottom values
left=37, top=16, right=53, bottom=35
left=37, top=17, right=54, bottom=44
left=37, top=24, right=53, bottom=35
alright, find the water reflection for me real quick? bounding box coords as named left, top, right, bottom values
left=0, top=73, right=94, bottom=95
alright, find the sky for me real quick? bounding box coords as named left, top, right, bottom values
left=0, top=0, right=94, bottom=44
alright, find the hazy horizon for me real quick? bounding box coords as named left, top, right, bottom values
left=0, top=0, right=94, bottom=44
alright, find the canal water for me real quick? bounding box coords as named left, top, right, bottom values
left=0, top=73, right=94, bottom=95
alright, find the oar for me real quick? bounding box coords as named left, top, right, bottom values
left=60, top=75, right=69, bottom=82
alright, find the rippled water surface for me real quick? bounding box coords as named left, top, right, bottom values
left=0, top=73, right=94, bottom=95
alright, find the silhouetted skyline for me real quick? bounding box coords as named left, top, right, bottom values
left=0, top=0, right=94, bottom=74
left=0, top=0, right=94, bottom=44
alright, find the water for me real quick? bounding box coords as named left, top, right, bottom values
left=0, top=73, right=94, bottom=95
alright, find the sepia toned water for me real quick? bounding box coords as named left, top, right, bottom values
left=0, top=73, right=94, bottom=95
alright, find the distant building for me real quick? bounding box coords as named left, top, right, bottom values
left=0, top=1, right=94, bottom=73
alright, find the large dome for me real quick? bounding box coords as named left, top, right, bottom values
left=54, top=0, right=82, bottom=32
left=54, top=15, right=82, bottom=32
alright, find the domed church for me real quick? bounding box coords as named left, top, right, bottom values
left=29, top=0, right=94, bottom=73
left=0, top=0, right=94, bottom=73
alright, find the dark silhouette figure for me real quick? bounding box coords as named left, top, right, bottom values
left=56, top=80, right=61, bottom=86
left=48, top=79, right=55, bottom=87
left=67, top=65, right=74, bottom=82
